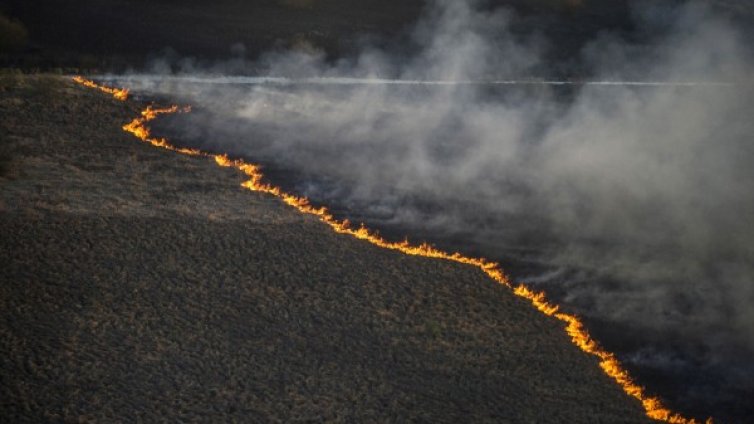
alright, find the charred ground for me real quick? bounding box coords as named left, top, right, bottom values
left=6, top=0, right=750, bottom=74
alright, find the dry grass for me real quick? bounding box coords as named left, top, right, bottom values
left=0, top=130, right=10, bottom=177
left=0, top=76, right=652, bottom=422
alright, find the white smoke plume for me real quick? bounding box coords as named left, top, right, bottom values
left=102, top=0, right=754, bottom=419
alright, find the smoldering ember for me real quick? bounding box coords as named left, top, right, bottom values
left=1, top=1, right=752, bottom=423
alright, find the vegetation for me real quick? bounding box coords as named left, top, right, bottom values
left=0, top=75, right=652, bottom=422
left=0, top=132, right=9, bottom=177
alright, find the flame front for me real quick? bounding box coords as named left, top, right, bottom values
left=72, top=76, right=130, bottom=101
left=121, top=104, right=200, bottom=155
left=74, top=76, right=711, bottom=424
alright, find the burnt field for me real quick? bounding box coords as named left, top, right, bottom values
left=1, top=0, right=622, bottom=66
left=0, top=76, right=655, bottom=421
left=6, top=0, right=744, bottom=74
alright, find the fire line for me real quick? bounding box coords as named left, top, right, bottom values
left=72, top=76, right=130, bottom=101
left=74, top=76, right=711, bottom=424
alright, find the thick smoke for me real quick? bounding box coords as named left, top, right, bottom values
left=111, top=0, right=753, bottom=418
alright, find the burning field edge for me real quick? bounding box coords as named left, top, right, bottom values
left=73, top=76, right=711, bottom=424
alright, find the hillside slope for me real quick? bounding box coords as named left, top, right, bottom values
left=0, top=76, right=652, bottom=422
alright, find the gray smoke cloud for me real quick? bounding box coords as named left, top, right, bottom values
left=104, top=0, right=754, bottom=418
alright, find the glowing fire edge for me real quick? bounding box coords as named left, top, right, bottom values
left=74, top=76, right=711, bottom=424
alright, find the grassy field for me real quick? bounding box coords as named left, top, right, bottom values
left=0, top=76, right=653, bottom=421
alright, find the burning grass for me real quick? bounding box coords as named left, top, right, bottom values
left=72, top=76, right=129, bottom=101
left=81, top=77, right=710, bottom=423
left=0, top=74, right=682, bottom=422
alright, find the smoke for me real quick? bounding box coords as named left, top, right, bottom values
left=107, top=0, right=754, bottom=418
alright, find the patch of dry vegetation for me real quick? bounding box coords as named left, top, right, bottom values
left=0, top=76, right=652, bottom=422
left=0, top=122, right=10, bottom=177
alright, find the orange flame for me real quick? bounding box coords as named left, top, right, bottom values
left=121, top=104, right=200, bottom=155
left=74, top=76, right=711, bottom=424
left=72, top=76, right=130, bottom=101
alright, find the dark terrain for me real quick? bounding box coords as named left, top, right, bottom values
left=5, top=0, right=751, bottom=74
left=0, top=76, right=654, bottom=421
left=0, top=0, right=613, bottom=69
left=1, top=1, right=751, bottom=421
